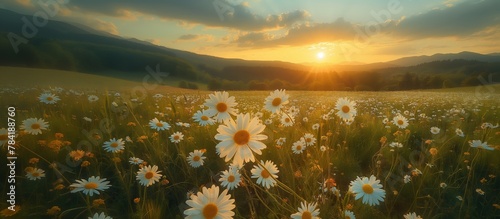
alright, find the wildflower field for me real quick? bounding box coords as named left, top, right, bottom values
left=1, top=86, right=499, bottom=219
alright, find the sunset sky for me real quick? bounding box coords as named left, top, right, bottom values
left=2, top=0, right=500, bottom=64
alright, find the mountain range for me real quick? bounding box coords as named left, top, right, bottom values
left=1, top=8, right=499, bottom=91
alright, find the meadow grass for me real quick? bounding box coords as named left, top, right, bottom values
left=0, top=85, right=499, bottom=219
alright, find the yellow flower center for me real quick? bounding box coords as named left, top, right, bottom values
left=202, top=203, right=218, bottom=219
left=397, top=120, right=404, bottom=125
left=346, top=216, right=351, bottom=219
left=342, top=105, right=350, bottom=113
left=31, top=123, right=41, bottom=129
left=285, top=118, right=291, bottom=123
left=193, top=155, right=200, bottom=162
left=216, top=102, right=228, bottom=113
left=84, top=182, right=98, bottom=189
left=0, top=134, right=8, bottom=141
left=261, top=169, right=270, bottom=178
left=227, top=175, right=235, bottom=183
left=145, top=171, right=154, bottom=179
left=110, top=142, right=119, bottom=148
left=272, top=98, right=281, bottom=107
left=47, top=97, right=53, bottom=101
left=173, top=135, right=180, bottom=140
left=233, top=130, right=250, bottom=145
left=302, top=211, right=312, bottom=219
left=305, top=138, right=311, bottom=142
left=156, top=122, right=163, bottom=127
left=201, top=115, right=209, bottom=121
left=31, top=171, right=40, bottom=177
left=362, top=184, right=374, bottom=194
left=296, top=145, right=302, bottom=151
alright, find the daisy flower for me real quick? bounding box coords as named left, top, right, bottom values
left=20, top=118, right=49, bottom=135
left=149, top=118, right=171, bottom=131
left=389, top=142, right=403, bottom=148
left=88, top=95, right=99, bottom=102
left=430, top=127, right=440, bottom=134
left=393, top=115, right=409, bottom=129
left=281, top=114, right=295, bottom=127
left=312, top=123, right=320, bottom=130
left=264, top=89, right=289, bottom=114
left=70, top=176, right=110, bottom=196
left=215, top=113, right=267, bottom=166
left=455, top=128, right=465, bottom=137
left=102, top=138, right=125, bottom=153
left=25, top=168, right=45, bottom=180
left=184, top=185, right=235, bottom=219
left=187, top=150, right=206, bottom=168
left=404, top=212, right=423, bottom=219
left=169, top=131, right=184, bottom=143
left=38, top=93, right=60, bottom=104
left=349, top=175, right=386, bottom=206
left=88, top=212, right=112, bottom=219
left=335, top=97, right=357, bottom=120
left=219, top=165, right=241, bottom=190
left=251, top=160, right=279, bottom=189
left=320, top=145, right=327, bottom=152
left=292, top=139, right=307, bottom=154
left=192, top=110, right=215, bottom=126
left=276, top=137, right=286, bottom=146
left=129, top=157, right=144, bottom=165
left=469, top=140, right=494, bottom=151
left=204, top=91, right=238, bottom=123
left=290, top=201, right=320, bottom=219
left=303, top=133, right=316, bottom=146
left=136, top=165, right=162, bottom=187
left=344, top=210, right=356, bottom=219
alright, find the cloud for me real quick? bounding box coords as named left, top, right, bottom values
left=388, top=0, right=500, bottom=39
left=64, top=0, right=310, bottom=31
left=177, top=34, right=214, bottom=42
left=85, top=19, right=119, bottom=35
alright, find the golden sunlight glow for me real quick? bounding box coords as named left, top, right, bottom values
left=316, top=51, right=325, bottom=60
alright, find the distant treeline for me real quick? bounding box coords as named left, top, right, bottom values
left=199, top=60, right=500, bottom=91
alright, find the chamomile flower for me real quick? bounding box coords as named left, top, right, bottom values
left=187, top=150, right=206, bottom=168
left=20, top=118, right=49, bottom=135
left=215, top=113, right=267, bottom=166
left=335, top=97, right=357, bottom=120
left=192, top=110, right=215, bottom=126
left=89, top=212, right=112, bottom=219
left=404, top=212, right=423, bottom=219
left=251, top=160, right=279, bottom=189
left=303, top=133, right=317, bottom=146
left=430, top=127, right=440, bottom=134
left=102, top=138, right=125, bottom=153
left=281, top=114, right=295, bottom=127
left=393, top=115, right=409, bottom=129
left=38, top=93, right=60, bottom=104
left=149, top=118, right=170, bottom=131
left=344, top=210, right=356, bottom=219
left=290, top=201, right=320, bottom=219
left=455, top=128, right=465, bottom=137
left=292, top=139, right=307, bottom=154
left=312, top=123, right=320, bottom=130
left=219, top=165, right=241, bottom=190
left=389, top=142, right=403, bottom=148
left=276, top=137, right=286, bottom=146
left=184, top=185, right=235, bottom=219
left=136, top=165, right=162, bottom=187
left=129, top=157, right=144, bottom=165
left=264, top=89, right=289, bottom=114
left=469, top=140, right=494, bottom=151
left=70, top=176, right=110, bottom=196
left=349, top=175, right=386, bottom=206
left=88, top=95, right=99, bottom=102
left=204, top=91, right=238, bottom=123
left=169, top=131, right=184, bottom=143
left=25, top=168, right=45, bottom=180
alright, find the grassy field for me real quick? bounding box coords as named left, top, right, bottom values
left=0, top=74, right=499, bottom=218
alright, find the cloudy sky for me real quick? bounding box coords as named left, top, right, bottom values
left=2, top=0, right=500, bottom=64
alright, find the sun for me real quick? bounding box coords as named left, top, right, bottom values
left=316, top=52, right=325, bottom=60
